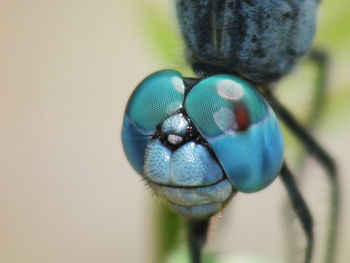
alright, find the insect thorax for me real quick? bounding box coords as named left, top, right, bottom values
left=176, top=0, right=319, bottom=83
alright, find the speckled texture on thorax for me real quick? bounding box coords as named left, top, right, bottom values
left=176, top=0, right=319, bottom=83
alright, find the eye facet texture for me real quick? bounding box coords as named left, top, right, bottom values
left=121, top=70, right=185, bottom=174
left=122, top=70, right=284, bottom=196
left=185, top=75, right=284, bottom=192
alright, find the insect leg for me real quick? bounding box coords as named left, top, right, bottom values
left=266, top=91, right=339, bottom=263
left=293, top=48, right=329, bottom=165
left=280, top=162, right=314, bottom=263
left=305, top=48, right=329, bottom=126
left=188, top=219, right=210, bottom=263
left=283, top=48, right=329, bottom=263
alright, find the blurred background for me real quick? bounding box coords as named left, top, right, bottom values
left=0, top=0, right=349, bottom=262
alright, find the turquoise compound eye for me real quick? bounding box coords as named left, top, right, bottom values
left=185, top=75, right=284, bottom=193
left=121, top=70, right=185, bottom=174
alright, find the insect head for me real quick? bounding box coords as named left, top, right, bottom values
left=122, top=70, right=284, bottom=219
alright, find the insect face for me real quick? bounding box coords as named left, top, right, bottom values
left=122, top=70, right=284, bottom=219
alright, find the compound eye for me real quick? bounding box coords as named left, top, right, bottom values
left=185, top=75, right=284, bottom=193
left=122, top=70, right=185, bottom=175
left=125, top=70, right=185, bottom=133
left=185, top=76, right=267, bottom=137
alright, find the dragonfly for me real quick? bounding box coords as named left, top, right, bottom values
left=121, top=1, right=339, bottom=263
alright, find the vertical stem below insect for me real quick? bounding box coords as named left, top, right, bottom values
left=188, top=218, right=211, bottom=263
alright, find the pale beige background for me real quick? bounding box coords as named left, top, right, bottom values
left=1, top=1, right=155, bottom=262
left=0, top=1, right=349, bottom=263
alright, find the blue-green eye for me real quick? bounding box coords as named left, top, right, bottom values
left=122, top=70, right=185, bottom=174
left=185, top=75, right=284, bottom=192
left=122, top=71, right=284, bottom=218
left=125, top=70, right=185, bottom=132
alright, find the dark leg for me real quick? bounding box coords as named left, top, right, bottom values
left=283, top=48, right=329, bottom=263
left=306, top=48, right=329, bottom=126
left=280, top=162, right=314, bottom=263
left=295, top=48, right=329, bottom=168
left=266, top=90, right=340, bottom=263
left=188, top=219, right=210, bottom=263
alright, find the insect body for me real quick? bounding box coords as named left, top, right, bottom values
left=176, top=0, right=319, bottom=83
left=122, top=70, right=284, bottom=218
left=121, top=1, right=339, bottom=263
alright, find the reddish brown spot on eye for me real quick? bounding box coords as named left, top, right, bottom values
left=235, top=103, right=250, bottom=131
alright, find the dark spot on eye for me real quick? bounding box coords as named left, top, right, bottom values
left=234, top=103, right=250, bottom=131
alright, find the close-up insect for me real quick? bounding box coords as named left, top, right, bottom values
left=2, top=1, right=350, bottom=263
left=121, top=1, right=341, bottom=263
